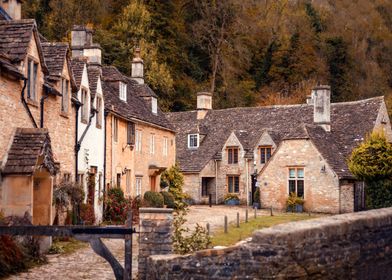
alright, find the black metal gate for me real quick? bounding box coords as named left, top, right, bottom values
left=354, top=181, right=366, bottom=212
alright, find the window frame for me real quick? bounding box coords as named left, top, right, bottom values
left=61, top=78, right=69, bottom=114
left=288, top=167, right=305, bottom=198
left=135, top=130, right=142, bottom=152
left=119, top=82, right=127, bottom=102
left=151, top=97, right=158, bottom=114
left=81, top=88, right=89, bottom=123
left=188, top=134, right=199, bottom=149
left=227, top=175, right=240, bottom=193
left=113, top=117, right=119, bottom=143
left=96, top=96, right=103, bottom=128
left=227, top=146, right=239, bottom=164
left=116, top=173, right=121, bottom=189
left=259, top=146, right=272, bottom=164
left=150, top=134, right=155, bottom=154
left=125, top=169, right=131, bottom=195
left=127, top=122, right=136, bottom=145
left=163, top=136, right=168, bottom=156
left=27, top=58, right=38, bottom=101
left=136, top=177, right=142, bottom=196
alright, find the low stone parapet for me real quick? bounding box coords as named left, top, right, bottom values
left=147, top=207, right=392, bottom=279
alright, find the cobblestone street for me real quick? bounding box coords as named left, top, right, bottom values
left=5, top=206, right=265, bottom=279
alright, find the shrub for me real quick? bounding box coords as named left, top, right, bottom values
left=143, top=191, right=164, bottom=208
left=254, top=188, right=260, bottom=204
left=224, top=193, right=239, bottom=202
left=104, top=188, right=139, bottom=224
left=182, top=193, right=195, bottom=205
left=160, top=191, right=176, bottom=208
left=80, top=203, right=95, bottom=225
left=286, top=192, right=304, bottom=208
left=365, top=179, right=392, bottom=209
left=160, top=164, right=187, bottom=209
left=172, top=211, right=211, bottom=255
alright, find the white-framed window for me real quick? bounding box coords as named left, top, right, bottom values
left=188, top=134, right=199, bottom=148
left=163, top=136, right=168, bottom=156
left=119, top=82, right=127, bottom=102
left=27, top=58, right=38, bottom=101
left=288, top=167, right=304, bottom=198
left=136, top=177, right=142, bottom=196
left=61, top=78, right=69, bottom=113
left=136, top=130, right=142, bottom=152
left=96, top=96, right=103, bottom=128
left=152, top=97, right=157, bottom=114
left=150, top=134, right=155, bottom=154
left=81, top=89, right=89, bottom=122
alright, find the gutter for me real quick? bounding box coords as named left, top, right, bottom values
left=40, top=90, right=49, bottom=128
left=21, top=78, right=38, bottom=128
left=74, top=102, right=81, bottom=182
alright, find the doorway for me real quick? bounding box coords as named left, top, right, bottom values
left=150, top=175, right=157, bottom=192
left=88, top=167, right=97, bottom=206
left=251, top=175, right=257, bottom=205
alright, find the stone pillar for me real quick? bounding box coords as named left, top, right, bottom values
left=138, top=208, right=173, bottom=280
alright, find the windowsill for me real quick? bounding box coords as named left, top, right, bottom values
left=96, top=124, right=102, bottom=129
left=188, top=147, right=199, bottom=150
left=60, top=111, right=69, bottom=118
left=228, top=163, right=239, bottom=165
left=27, top=98, right=39, bottom=107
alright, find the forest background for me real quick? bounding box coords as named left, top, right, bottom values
left=23, top=0, right=392, bottom=115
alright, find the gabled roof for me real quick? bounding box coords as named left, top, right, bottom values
left=0, top=52, right=23, bottom=78
left=2, top=128, right=57, bottom=175
left=0, top=19, right=48, bottom=74
left=41, top=42, right=68, bottom=78
left=102, top=66, right=173, bottom=131
left=166, top=97, right=384, bottom=174
left=70, top=57, right=86, bottom=88
left=87, top=65, right=101, bottom=97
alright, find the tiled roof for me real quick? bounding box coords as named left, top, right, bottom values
left=0, top=52, right=23, bottom=78
left=166, top=97, right=384, bottom=175
left=2, top=128, right=57, bottom=175
left=70, top=57, right=86, bottom=88
left=41, top=42, right=68, bottom=77
left=87, top=65, right=101, bottom=97
left=102, top=66, right=173, bottom=130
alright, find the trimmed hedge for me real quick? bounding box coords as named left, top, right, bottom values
left=160, top=191, right=176, bottom=208
left=143, top=191, right=164, bottom=208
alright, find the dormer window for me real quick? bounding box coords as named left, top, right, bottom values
left=119, top=82, right=127, bottom=102
left=152, top=97, right=157, bottom=114
left=188, top=134, right=199, bottom=149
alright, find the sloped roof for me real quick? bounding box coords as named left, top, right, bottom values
left=102, top=66, right=173, bottom=131
left=41, top=42, right=68, bottom=77
left=2, top=128, right=57, bottom=175
left=166, top=97, right=384, bottom=175
left=87, top=65, right=101, bottom=97
left=70, top=57, right=86, bottom=88
left=0, top=52, right=23, bottom=78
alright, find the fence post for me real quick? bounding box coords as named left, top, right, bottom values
left=236, top=212, right=240, bottom=228
left=206, top=223, right=210, bottom=235
left=270, top=207, right=273, bottom=216
left=245, top=209, right=248, bottom=223
left=139, top=208, right=173, bottom=280
left=124, top=211, right=132, bottom=280
left=224, top=216, right=228, bottom=233
left=254, top=208, right=257, bottom=219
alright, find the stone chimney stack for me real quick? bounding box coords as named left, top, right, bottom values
left=312, top=85, right=331, bottom=132
left=0, top=0, right=22, bottom=20
left=131, top=47, right=144, bottom=84
left=197, top=92, right=212, bottom=120
left=71, top=26, right=102, bottom=66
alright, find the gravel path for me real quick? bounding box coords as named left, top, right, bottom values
left=6, top=205, right=265, bottom=279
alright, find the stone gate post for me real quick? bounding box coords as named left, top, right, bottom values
left=138, top=208, right=173, bottom=280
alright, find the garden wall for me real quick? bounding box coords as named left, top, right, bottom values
left=147, top=207, right=392, bottom=279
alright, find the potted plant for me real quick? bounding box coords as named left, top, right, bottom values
left=286, top=192, right=304, bottom=213
left=224, top=193, right=240, bottom=205
left=253, top=188, right=261, bottom=209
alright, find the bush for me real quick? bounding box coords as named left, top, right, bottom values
left=286, top=192, right=304, bottom=208
left=224, top=193, right=239, bottom=202
left=182, top=193, right=195, bottom=205
left=160, top=191, right=176, bottom=208
left=80, top=203, right=95, bottom=225
left=366, top=179, right=392, bottom=209
left=160, top=164, right=187, bottom=209
left=143, top=191, right=164, bottom=208
left=104, top=188, right=139, bottom=224
left=172, top=211, right=211, bottom=255
left=254, top=188, right=260, bottom=204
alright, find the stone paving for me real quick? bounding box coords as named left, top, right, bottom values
left=5, top=205, right=265, bottom=279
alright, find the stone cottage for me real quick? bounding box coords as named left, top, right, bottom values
left=70, top=26, right=105, bottom=222
left=102, top=49, right=176, bottom=197
left=166, top=86, right=392, bottom=213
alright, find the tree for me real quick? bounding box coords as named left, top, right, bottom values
left=160, top=164, right=185, bottom=209
left=348, top=131, right=392, bottom=209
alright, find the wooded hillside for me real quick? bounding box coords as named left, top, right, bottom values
left=23, top=0, right=392, bottom=114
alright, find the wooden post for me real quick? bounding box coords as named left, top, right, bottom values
left=209, top=194, right=212, bottom=207
left=124, top=211, right=132, bottom=280
left=245, top=209, right=248, bottom=223
left=270, top=207, right=273, bottom=216
left=254, top=208, right=257, bottom=219
left=236, top=212, right=240, bottom=228
left=224, top=216, right=228, bottom=233
left=206, top=223, right=210, bottom=235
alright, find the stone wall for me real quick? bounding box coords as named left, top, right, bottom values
left=147, top=207, right=392, bottom=279
left=138, top=208, right=173, bottom=280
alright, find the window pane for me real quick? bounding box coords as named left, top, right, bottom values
left=297, top=168, right=304, bottom=178
left=234, top=149, right=238, bottom=163
left=228, top=149, right=233, bottom=164
left=297, top=180, right=304, bottom=197
left=234, top=176, right=239, bottom=193
left=33, top=62, right=38, bottom=99
left=260, top=148, right=266, bottom=164
left=266, top=148, right=271, bottom=161
left=27, top=59, right=31, bottom=98
left=289, top=180, right=296, bottom=194
left=289, top=169, right=296, bottom=178
left=227, top=177, right=232, bottom=193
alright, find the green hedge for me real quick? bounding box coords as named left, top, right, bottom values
left=143, top=191, right=164, bottom=208
left=160, top=191, right=176, bottom=208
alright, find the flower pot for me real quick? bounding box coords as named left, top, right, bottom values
left=225, top=199, right=240, bottom=206
left=252, top=202, right=260, bottom=209
left=287, top=206, right=294, bottom=212
left=295, top=205, right=303, bottom=213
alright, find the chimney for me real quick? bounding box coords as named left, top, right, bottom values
left=71, top=25, right=102, bottom=66
left=312, top=85, right=331, bottom=132
left=197, top=92, right=212, bottom=120
left=0, top=0, right=22, bottom=20
left=131, top=47, right=144, bottom=84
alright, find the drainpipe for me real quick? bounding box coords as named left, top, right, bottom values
left=215, top=159, right=218, bottom=204
left=74, top=102, right=81, bottom=182
left=246, top=159, right=249, bottom=207
left=103, top=110, right=108, bottom=212
left=40, top=90, right=49, bottom=128
left=20, top=78, right=38, bottom=128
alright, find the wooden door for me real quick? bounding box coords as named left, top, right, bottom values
left=150, top=176, right=156, bottom=192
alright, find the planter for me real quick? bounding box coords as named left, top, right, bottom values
left=252, top=202, right=260, bottom=209
left=287, top=206, right=294, bottom=213
left=295, top=204, right=303, bottom=213
left=225, top=199, right=240, bottom=206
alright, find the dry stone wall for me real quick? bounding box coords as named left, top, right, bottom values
left=146, top=207, right=392, bottom=279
